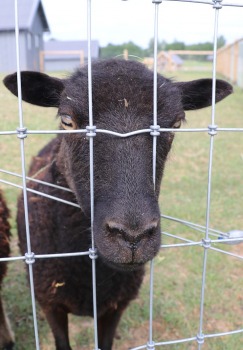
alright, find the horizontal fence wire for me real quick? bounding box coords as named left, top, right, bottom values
left=1, top=126, right=243, bottom=140
left=0, top=0, right=242, bottom=349
left=1, top=126, right=243, bottom=136
left=163, top=0, right=243, bottom=7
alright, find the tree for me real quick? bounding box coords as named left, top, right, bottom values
left=100, top=41, right=145, bottom=59
left=99, top=36, right=227, bottom=61
left=145, top=38, right=166, bottom=57
left=217, top=35, right=226, bottom=48
left=165, top=40, right=186, bottom=51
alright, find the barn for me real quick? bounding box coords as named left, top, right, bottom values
left=0, top=0, right=49, bottom=73
left=42, top=40, right=100, bottom=72
left=157, top=51, right=184, bottom=72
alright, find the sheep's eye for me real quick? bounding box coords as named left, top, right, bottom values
left=60, top=115, right=76, bottom=130
left=172, top=120, right=182, bottom=129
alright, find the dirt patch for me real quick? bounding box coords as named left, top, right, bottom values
left=41, top=319, right=180, bottom=350
left=232, top=242, right=243, bottom=257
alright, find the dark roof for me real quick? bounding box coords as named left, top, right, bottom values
left=0, top=0, right=49, bottom=32
left=171, top=54, right=184, bottom=65
left=44, top=40, right=100, bottom=59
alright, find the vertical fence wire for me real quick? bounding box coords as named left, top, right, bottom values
left=86, top=0, right=100, bottom=349
left=147, top=1, right=162, bottom=349
left=14, top=0, right=40, bottom=349
left=197, top=1, right=221, bottom=349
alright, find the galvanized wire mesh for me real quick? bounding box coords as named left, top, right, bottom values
left=0, top=0, right=242, bottom=349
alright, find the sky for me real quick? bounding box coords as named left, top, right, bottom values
left=41, top=0, right=243, bottom=48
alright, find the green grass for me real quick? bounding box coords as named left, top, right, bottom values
left=180, top=59, right=213, bottom=71
left=0, top=68, right=242, bottom=350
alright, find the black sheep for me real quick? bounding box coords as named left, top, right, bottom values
left=0, top=190, right=14, bottom=350
left=4, top=59, right=232, bottom=350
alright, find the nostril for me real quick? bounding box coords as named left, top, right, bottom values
left=106, top=222, right=127, bottom=238
left=144, top=227, right=156, bottom=236
left=143, top=220, right=160, bottom=237
left=105, top=220, right=160, bottom=242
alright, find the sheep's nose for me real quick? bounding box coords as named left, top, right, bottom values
left=105, top=219, right=160, bottom=249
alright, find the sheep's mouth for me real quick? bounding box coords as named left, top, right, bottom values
left=99, top=255, right=144, bottom=272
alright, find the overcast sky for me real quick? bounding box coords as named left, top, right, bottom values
left=41, top=0, right=243, bottom=48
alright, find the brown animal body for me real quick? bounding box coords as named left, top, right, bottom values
left=3, top=59, right=232, bottom=350
left=0, top=190, right=14, bottom=350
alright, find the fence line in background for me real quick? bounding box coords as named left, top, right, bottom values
left=217, top=37, right=243, bottom=88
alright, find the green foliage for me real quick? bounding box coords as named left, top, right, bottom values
left=100, top=36, right=227, bottom=62
left=165, top=40, right=186, bottom=51
left=217, top=35, right=227, bottom=48
left=100, top=41, right=145, bottom=59
left=145, top=38, right=167, bottom=57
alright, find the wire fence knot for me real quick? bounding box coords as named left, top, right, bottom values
left=146, top=341, right=155, bottom=350
left=208, top=124, right=218, bottom=136
left=212, top=0, right=223, bottom=10
left=202, top=238, right=211, bottom=249
left=89, top=248, right=98, bottom=260
left=17, top=127, right=27, bottom=139
left=86, top=126, right=96, bottom=138
left=197, top=333, right=205, bottom=345
left=25, top=252, right=35, bottom=264
left=150, top=125, right=160, bottom=136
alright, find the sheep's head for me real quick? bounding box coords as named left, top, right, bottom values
left=4, top=59, right=232, bottom=270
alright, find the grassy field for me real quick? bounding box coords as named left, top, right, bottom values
left=0, top=65, right=242, bottom=350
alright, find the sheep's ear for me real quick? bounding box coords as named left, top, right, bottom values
left=3, top=72, right=64, bottom=107
left=175, top=79, right=233, bottom=111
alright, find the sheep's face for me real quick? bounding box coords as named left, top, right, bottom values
left=3, top=59, right=232, bottom=270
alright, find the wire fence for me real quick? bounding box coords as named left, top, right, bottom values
left=0, top=0, right=243, bottom=349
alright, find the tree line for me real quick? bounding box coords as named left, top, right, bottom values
left=100, top=36, right=226, bottom=60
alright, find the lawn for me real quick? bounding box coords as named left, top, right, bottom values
left=0, top=65, right=242, bottom=350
